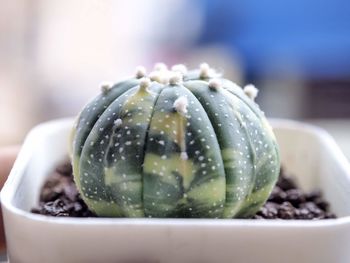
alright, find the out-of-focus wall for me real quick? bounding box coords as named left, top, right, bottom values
left=0, top=0, right=38, bottom=146
left=0, top=0, right=186, bottom=146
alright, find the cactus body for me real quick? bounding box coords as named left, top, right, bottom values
left=71, top=64, right=280, bottom=218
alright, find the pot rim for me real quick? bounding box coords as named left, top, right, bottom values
left=2, top=118, right=350, bottom=228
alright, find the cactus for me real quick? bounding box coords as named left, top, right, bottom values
left=70, top=63, right=280, bottom=218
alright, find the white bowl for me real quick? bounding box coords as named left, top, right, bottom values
left=1, top=118, right=350, bottom=263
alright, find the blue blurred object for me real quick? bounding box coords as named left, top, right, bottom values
left=196, top=0, right=350, bottom=78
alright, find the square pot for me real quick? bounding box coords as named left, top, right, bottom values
left=1, top=118, right=350, bottom=263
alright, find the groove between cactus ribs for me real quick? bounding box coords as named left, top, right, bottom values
left=140, top=83, right=164, bottom=216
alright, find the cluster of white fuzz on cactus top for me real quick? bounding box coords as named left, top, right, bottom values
left=148, top=63, right=187, bottom=85
left=139, top=62, right=216, bottom=83
left=99, top=62, right=259, bottom=101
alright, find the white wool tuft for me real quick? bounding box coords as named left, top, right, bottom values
left=173, top=96, right=188, bottom=115
left=208, top=79, right=222, bottom=90
left=200, top=62, right=210, bottom=71
left=159, top=71, right=170, bottom=85
left=243, top=84, right=259, bottom=100
left=140, top=77, right=151, bottom=89
left=169, top=72, right=183, bottom=85
left=100, top=82, right=113, bottom=94
left=135, top=66, right=147, bottom=78
left=199, top=62, right=210, bottom=78
left=171, top=64, right=188, bottom=74
left=149, top=71, right=170, bottom=85
left=180, top=152, right=188, bottom=160
left=149, top=71, right=161, bottom=82
left=160, top=76, right=170, bottom=85
left=154, top=62, right=167, bottom=71
left=114, top=118, right=122, bottom=127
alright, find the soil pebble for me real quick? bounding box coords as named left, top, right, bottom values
left=252, top=168, right=336, bottom=220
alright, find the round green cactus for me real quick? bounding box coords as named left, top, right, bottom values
left=70, top=63, right=280, bottom=218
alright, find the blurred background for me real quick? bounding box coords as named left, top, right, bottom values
left=1, top=0, right=350, bottom=157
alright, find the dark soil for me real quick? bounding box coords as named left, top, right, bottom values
left=31, top=161, right=336, bottom=219
left=31, top=160, right=96, bottom=217
left=252, top=168, right=336, bottom=219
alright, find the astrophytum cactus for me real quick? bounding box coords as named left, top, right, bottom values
left=70, top=63, right=280, bottom=218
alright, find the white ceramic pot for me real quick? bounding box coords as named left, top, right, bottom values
left=1, top=118, right=350, bottom=263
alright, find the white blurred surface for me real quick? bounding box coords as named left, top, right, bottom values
left=309, top=120, right=350, bottom=160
